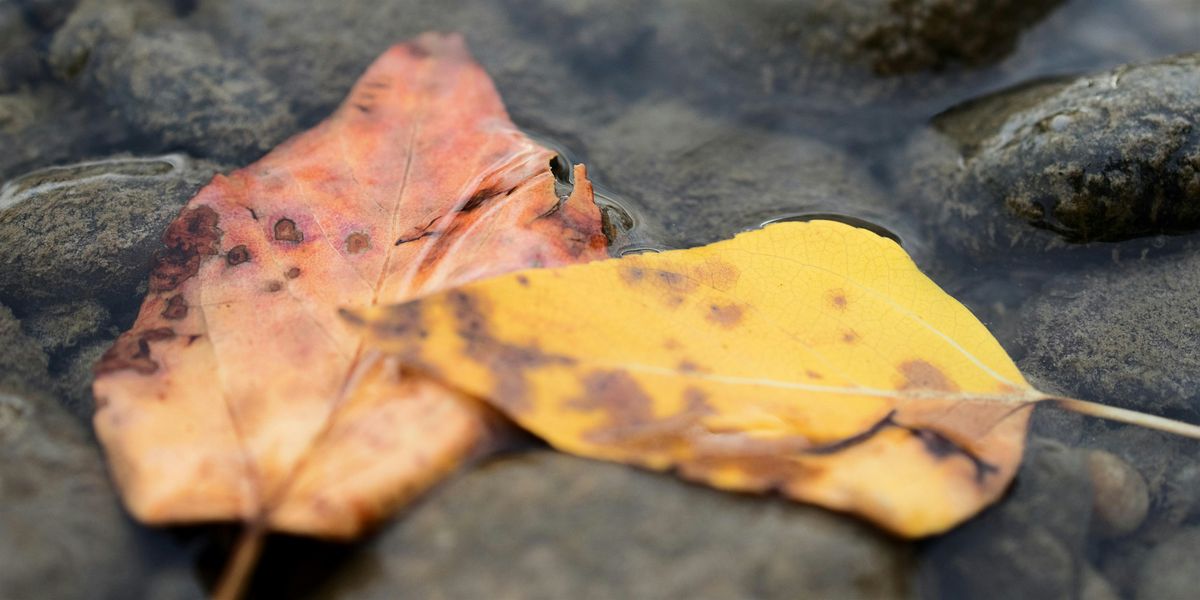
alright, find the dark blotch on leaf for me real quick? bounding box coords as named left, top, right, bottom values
left=274, top=218, right=304, bottom=242
left=226, top=244, right=251, bottom=266
left=346, top=232, right=370, bottom=254
left=162, top=295, right=188, bottom=320
left=899, top=359, right=958, bottom=392
left=150, top=206, right=222, bottom=292
left=706, top=303, right=744, bottom=328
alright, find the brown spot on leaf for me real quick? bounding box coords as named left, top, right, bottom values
left=899, top=359, right=959, bottom=392
left=515, top=275, right=530, bottom=287
left=446, top=291, right=574, bottom=413
left=682, top=387, right=712, bottom=413
left=828, top=290, right=848, bottom=311
left=345, top=232, right=370, bottom=254
left=706, top=303, right=744, bottom=328
left=806, top=370, right=823, bottom=380
left=226, top=244, right=251, bottom=266
left=161, top=295, right=188, bottom=320
left=569, top=371, right=656, bottom=430
left=678, top=360, right=702, bottom=373
left=266, top=281, right=283, bottom=293
left=842, top=330, right=859, bottom=344
left=274, top=218, right=304, bottom=242
left=149, top=206, right=221, bottom=292
left=656, top=270, right=698, bottom=294
left=141, top=328, right=176, bottom=342
left=94, top=328, right=175, bottom=375
left=286, top=267, right=301, bottom=279
left=619, top=265, right=645, bottom=286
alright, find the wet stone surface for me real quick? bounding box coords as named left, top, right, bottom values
left=0, top=303, right=202, bottom=600
left=0, top=154, right=220, bottom=311
left=895, top=53, right=1200, bottom=259
left=310, top=452, right=912, bottom=600
left=0, top=0, right=1199, bottom=598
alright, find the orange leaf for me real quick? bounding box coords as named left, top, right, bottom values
left=91, top=33, right=607, bottom=540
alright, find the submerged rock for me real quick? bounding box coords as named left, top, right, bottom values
left=0, top=302, right=202, bottom=599
left=190, top=0, right=620, bottom=141
left=0, top=2, right=45, bottom=92
left=21, top=298, right=113, bottom=356
left=1087, top=449, right=1150, bottom=538
left=898, top=53, right=1200, bottom=256
left=93, top=28, right=294, bottom=162
left=585, top=100, right=898, bottom=250
left=0, top=154, right=220, bottom=311
left=316, top=452, right=912, bottom=600
left=919, top=440, right=1092, bottom=600
left=1016, top=250, right=1200, bottom=419
left=638, top=0, right=1064, bottom=119
left=1136, top=528, right=1200, bottom=600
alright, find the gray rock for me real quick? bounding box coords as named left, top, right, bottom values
left=0, top=154, right=220, bottom=311
left=317, top=452, right=912, bottom=600
left=1080, top=565, right=1121, bottom=600
left=0, top=87, right=130, bottom=182
left=57, top=337, right=112, bottom=419
left=1136, top=528, right=1200, bottom=600
left=640, top=0, right=1063, bottom=117
left=1087, top=449, right=1149, bottom=538
left=0, top=303, right=51, bottom=395
left=1141, top=462, right=1200, bottom=540
left=0, top=2, right=45, bottom=93
left=15, top=0, right=80, bottom=31
left=897, top=54, right=1200, bottom=256
left=919, top=440, right=1092, bottom=600
left=21, top=298, right=113, bottom=356
left=585, top=100, right=901, bottom=250
left=1017, top=250, right=1200, bottom=418
left=0, top=302, right=202, bottom=599
left=842, top=0, right=1066, bottom=75
left=86, top=27, right=295, bottom=163
left=190, top=0, right=620, bottom=141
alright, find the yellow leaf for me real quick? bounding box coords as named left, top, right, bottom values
left=347, top=220, right=1199, bottom=537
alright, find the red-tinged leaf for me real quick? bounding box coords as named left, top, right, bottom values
left=91, top=32, right=607, bottom=540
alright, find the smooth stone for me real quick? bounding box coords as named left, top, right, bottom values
left=896, top=53, right=1200, bottom=257
left=21, top=298, right=113, bottom=357
left=1136, top=528, right=1200, bottom=600
left=316, top=452, right=912, bottom=600
left=86, top=27, right=295, bottom=163
left=584, top=100, right=902, bottom=251
left=0, top=302, right=203, bottom=599
left=0, top=154, right=219, bottom=310
left=1087, top=449, right=1149, bottom=538
left=919, top=440, right=1092, bottom=600
left=1017, top=250, right=1200, bottom=419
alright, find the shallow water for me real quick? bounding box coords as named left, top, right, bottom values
left=3, top=0, right=1200, bottom=598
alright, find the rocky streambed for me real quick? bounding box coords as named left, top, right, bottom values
left=2, top=1, right=1200, bottom=598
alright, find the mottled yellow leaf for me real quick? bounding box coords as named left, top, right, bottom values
left=347, top=220, right=1200, bottom=537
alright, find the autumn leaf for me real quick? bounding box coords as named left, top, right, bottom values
left=348, top=219, right=1200, bottom=537
left=91, top=29, right=606, bottom=556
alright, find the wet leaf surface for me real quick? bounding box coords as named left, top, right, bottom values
left=350, top=220, right=1052, bottom=535
left=91, top=33, right=607, bottom=539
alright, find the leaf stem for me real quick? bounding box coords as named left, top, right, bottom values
left=212, top=523, right=266, bottom=600
left=1050, top=397, right=1200, bottom=439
